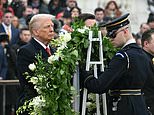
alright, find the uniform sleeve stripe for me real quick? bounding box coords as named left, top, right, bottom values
left=116, top=53, right=125, bottom=58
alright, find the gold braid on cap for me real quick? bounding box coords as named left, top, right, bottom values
left=107, top=17, right=128, bottom=27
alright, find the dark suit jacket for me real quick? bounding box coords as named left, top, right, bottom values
left=0, top=24, right=19, bottom=45
left=0, top=45, right=7, bottom=79
left=16, top=38, right=55, bottom=107
left=143, top=50, right=154, bottom=115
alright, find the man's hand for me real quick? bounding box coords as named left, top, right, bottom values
left=83, top=70, right=94, bottom=87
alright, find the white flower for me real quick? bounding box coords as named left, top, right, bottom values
left=83, top=26, right=90, bottom=30
left=77, top=26, right=90, bottom=33
left=57, top=45, right=65, bottom=50
left=28, top=63, right=36, bottom=71
left=48, top=55, right=59, bottom=64
left=34, top=85, right=41, bottom=94
left=61, top=42, right=67, bottom=48
left=64, top=33, right=72, bottom=42
left=77, top=28, right=85, bottom=33
left=60, top=33, right=71, bottom=43
left=32, top=96, right=41, bottom=106
left=48, top=55, right=55, bottom=64
left=55, top=49, right=63, bottom=58
left=54, top=54, right=60, bottom=61
left=28, top=96, right=46, bottom=114
left=31, top=96, right=45, bottom=109
left=29, top=77, right=38, bottom=84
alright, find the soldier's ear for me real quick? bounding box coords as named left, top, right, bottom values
left=143, top=41, right=149, bottom=47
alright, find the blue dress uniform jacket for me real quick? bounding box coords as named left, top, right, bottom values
left=84, top=43, right=152, bottom=115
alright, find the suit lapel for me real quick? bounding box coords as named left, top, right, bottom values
left=0, top=24, right=6, bottom=33
left=30, top=38, right=49, bottom=59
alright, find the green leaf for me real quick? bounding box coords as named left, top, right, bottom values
left=71, top=50, right=78, bottom=58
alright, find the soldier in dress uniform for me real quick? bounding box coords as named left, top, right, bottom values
left=83, top=13, right=153, bottom=115
left=142, top=29, right=154, bottom=115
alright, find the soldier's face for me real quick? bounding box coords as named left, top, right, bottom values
left=110, top=28, right=126, bottom=48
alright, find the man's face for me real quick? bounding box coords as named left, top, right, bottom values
left=2, top=12, right=13, bottom=26
left=36, top=18, right=54, bottom=44
left=95, top=11, right=104, bottom=22
left=140, top=24, right=150, bottom=34
left=71, top=8, right=80, bottom=18
left=20, top=30, right=31, bottom=43
left=62, top=18, right=72, bottom=25
left=0, top=41, right=8, bottom=48
left=66, top=0, right=76, bottom=8
left=145, top=34, right=154, bottom=55
left=84, top=19, right=96, bottom=27
left=109, top=28, right=127, bottom=48
left=12, top=16, right=19, bottom=28
left=148, top=21, right=154, bottom=29
left=24, top=7, right=33, bottom=16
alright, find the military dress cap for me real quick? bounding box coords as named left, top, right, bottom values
left=99, top=13, right=130, bottom=38
left=0, top=33, right=9, bottom=43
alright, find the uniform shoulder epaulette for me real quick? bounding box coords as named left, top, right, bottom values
left=115, top=51, right=130, bottom=69
left=115, top=51, right=127, bottom=58
left=116, top=52, right=125, bottom=58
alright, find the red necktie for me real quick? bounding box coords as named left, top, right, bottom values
left=45, top=47, right=51, bottom=56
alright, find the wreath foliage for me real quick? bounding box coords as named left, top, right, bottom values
left=16, top=20, right=117, bottom=115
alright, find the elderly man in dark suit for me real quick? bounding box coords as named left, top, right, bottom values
left=16, top=14, right=56, bottom=114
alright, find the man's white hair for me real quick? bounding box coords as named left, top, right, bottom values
left=29, top=14, right=55, bottom=33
